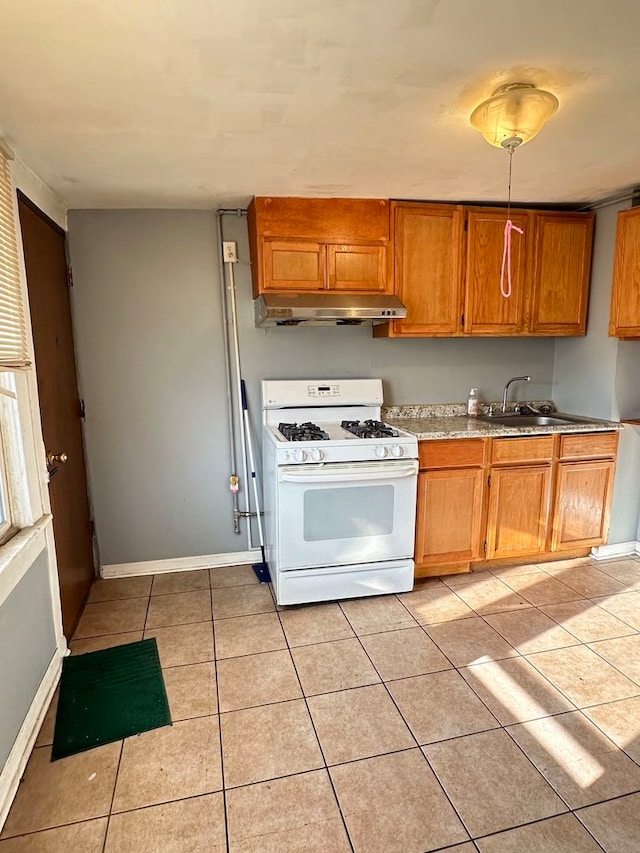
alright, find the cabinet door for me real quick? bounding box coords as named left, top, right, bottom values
left=464, top=210, right=529, bottom=334
left=551, top=460, right=615, bottom=551
left=529, top=213, right=594, bottom=335
left=610, top=207, right=640, bottom=337
left=262, top=240, right=326, bottom=291
left=486, top=465, right=552, bottom=559
left=392, top=204, right=464, bottom=335
left=415, top=468, right=484, bottom=564
left=327, top=244, right=387, bottom=291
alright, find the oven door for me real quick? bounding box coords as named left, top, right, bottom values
left=276, top=459, right=418, bottom=571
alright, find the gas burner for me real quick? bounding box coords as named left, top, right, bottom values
left=278, top=422, right=330, bottom=442
left=341, top=419, right=400, bottom=439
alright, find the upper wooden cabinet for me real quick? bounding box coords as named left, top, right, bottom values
left=377, top=202, right=594, bottom=338
left=375, top=203, right=464, bottom=337
left=464, top=208, right=529, bottom=335
left=247, top=197, right=391, bottom=297
left=530, top=212, right=594, bottom=335
left=610, top=206, right=640, bottom=338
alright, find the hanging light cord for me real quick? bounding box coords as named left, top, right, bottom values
left=500, top=147, right=523, bottom=299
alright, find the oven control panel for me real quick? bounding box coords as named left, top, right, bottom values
left=307, top=384, right=340, bottom=398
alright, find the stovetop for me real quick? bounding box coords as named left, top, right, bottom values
left=276, top=420, right=403, bottom=443
left=264, top=419, right=418, bottom=464
left=262, top=379, right=418, bottom=464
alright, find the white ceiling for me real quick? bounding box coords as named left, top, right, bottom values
left=1, top=0, right=639, bottom=209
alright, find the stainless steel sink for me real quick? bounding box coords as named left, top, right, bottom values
left=478, top=413, right=581, bottom=427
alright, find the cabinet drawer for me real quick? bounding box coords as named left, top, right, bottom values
left=419, top=438, right=486, bottom=470
left=491, top=436, right=554, bottom=465
left=559, top=432, right=619, bottom=460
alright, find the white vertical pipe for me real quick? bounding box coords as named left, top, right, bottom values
left=225, top=255, right=253, bottom=551
left=215, top=211, right=240, bottom=534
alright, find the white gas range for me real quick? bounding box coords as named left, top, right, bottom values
left=261, top=379, right=418, bottom=605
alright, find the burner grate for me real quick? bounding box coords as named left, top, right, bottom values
left=278, top=422, right=330, bottom=442
left=341, top=419, right=400, bottom=439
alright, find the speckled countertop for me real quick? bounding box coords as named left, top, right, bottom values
left=381, top=402, right=623, bottom=441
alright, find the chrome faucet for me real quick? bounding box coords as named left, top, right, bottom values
left=502, top=375, right=531, bottom=413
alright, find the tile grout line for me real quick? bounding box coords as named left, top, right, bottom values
left=101, top=740, right=125, bottom=853
left=470, top=811, right=606, bottom=852
left=269, top=586, right=356, bottom=853
left=209, top=590, right=232, bottom=853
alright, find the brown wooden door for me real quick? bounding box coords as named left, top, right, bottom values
left=551, top=460, right=615, bottom=551
left=464, top=209, right=529, bottom=335
left=327, top=244, right=388, bottom=291
left=529, top=212, right=594, bottom=335
left=610, top=207, right=640, bottom=337
left=18, top=195, right=94, bottom=637
left=486, top=464, right=552, bottom=559
left=391, top=203, right=464, bottom=336
left=415, top=467, right=485, bottom=565
left=262, top=240, right=326, bottom=291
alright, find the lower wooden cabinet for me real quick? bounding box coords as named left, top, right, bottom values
left=415, top=468, right=484, bottom=565
left=551, top=460, right=616, bottom=551
left=485, top=465, right=552, bottom=559
left=415, top=432, right=618, bottom=576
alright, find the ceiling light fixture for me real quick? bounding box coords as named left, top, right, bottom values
left=469, top=81, right=559, bottom=300
left=470, top=82, right=558, bottom=151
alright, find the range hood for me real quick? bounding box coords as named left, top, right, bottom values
left=255, top=293, right=408, bottom=327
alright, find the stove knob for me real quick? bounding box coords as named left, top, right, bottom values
left=310, top=448, right=325, bottom=462
left=390, top=444, right=404, bottom=458
left=294, top=449, right=308, bottom=463
left=375, top=445, right=389, bottom=459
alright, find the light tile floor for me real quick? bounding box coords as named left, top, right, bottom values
left=3, top=558, right=640, bottom=851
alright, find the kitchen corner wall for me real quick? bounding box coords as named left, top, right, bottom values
left=68, top=210, right=556, bottom=566
left=553, top=201, right=640, bottom=545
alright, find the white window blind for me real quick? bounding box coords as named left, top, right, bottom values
left=0, top=153, right=30, bottom=368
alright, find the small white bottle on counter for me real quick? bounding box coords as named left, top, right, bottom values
left=467, top=388, right=480, bottom=417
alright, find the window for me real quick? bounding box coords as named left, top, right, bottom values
left=0, top=149, right=36, bottom=543
left=0, top=152, right=30, bottom=369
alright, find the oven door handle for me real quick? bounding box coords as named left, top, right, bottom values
left=280, top=464, right=418, bottom=484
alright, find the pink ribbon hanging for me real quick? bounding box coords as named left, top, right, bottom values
left=500, top=219, right=524, bottom=299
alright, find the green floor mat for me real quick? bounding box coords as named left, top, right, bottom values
left=51, top=638, right=171, bottom=761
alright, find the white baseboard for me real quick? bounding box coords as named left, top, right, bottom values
left=101, top=549, right=261, bottom=579
left=0, top=639, right=67, bottom=832
left=591, top=541, right=640, bottom=561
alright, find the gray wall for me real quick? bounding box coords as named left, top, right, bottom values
left=553, top=201, right=640, bottom=544
left=0, top=550, right=56, bottom=767
left=68, top=210, right=557, bottom=566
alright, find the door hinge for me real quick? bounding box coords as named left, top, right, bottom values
left=79, top=399, right=86, bottom=419
left=483, top=540, right=487, bottom=554
left=488, top=474, right=492, bottom=487
left=464, top=219, right=468, bottom=231
left=66, top=265, right=74, bottom=288
left=461, top=313, right=465, bottom=326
